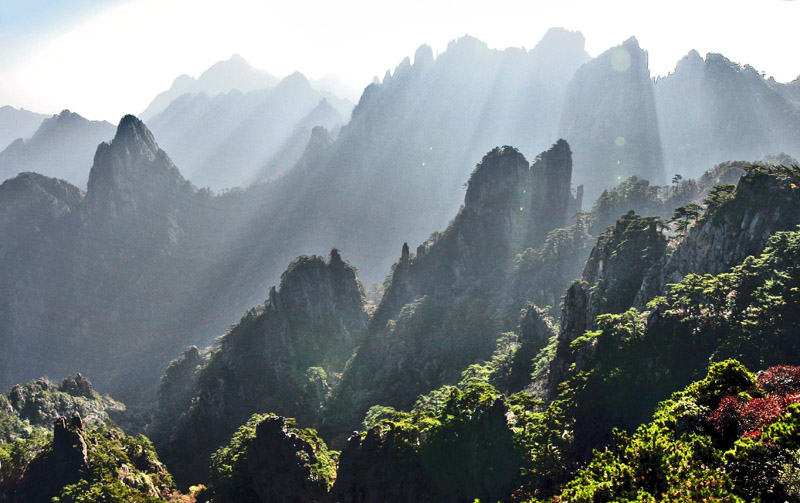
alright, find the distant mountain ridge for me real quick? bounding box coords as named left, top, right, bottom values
left=0, top=106, right=48, bottom=151
left=1, top=28, right=799, bottom=409
left=140, top=54, right=279, bottom=121
left=655, top=50, right=800, bottom=179
left=0, top=110, right=115, bottom=188
left=145, top=71, right=350, bottom=189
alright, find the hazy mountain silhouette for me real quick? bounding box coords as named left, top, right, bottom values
left=655, top=51, right=800, bottom=179
left=1, top=30, right=798, bottom=409
left=559, top=37, right=665, bottom=201
left=140, top=54, right=279, bottom=121
left=0, top=106, right=48, bottom=151
left=144, top=71, right=351, bottom=190
left=0, top=110, right=115, bottom=187
left=252, top=28, right=590, bottom=286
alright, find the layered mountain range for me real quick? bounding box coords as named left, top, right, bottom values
left=145, top=71, right=350, bottom=189
left=140, top=54, right=280, bottom=121
left=0, top=110, right=115, bottom=187
left=1, top=132, right=799, bottom=502
left=0, top=106, right=48, bottom=151
left=1, top=30, right=800, bottom=502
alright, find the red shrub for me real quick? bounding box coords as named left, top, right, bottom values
left=708, top=395, right=742, bottom=438
left=738, top=396, right=784, bottom=438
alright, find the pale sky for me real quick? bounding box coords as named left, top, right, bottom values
left=0, top=0, right=798, bottom=122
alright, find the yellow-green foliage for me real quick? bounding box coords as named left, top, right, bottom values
left=207, top=412, right=338, bottom=498
left=546, top=360, right=800, bottom=503
left=53, top=426, right=176, bottom=503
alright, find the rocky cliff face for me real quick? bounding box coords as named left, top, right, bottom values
left=154, top=250, right=367, bottom=486
left=0, top=110, right=115, bottom=187
left=8, top=415, right=89, bottom=503
left=0, top=115, right=209, bottom=401
left=83, top=114, right=194, bottom=237
left=327, top=141, right=578, bottom=435
left=0, top=172, right=83, bottom=259
left=1, top=412, right=177, bottom=503
left=546, top=168, right=800, bottom=399
left=655, top=51, right=800, bottom=178
left=543, top=212, right=667, bottom=397
left=559, top=37, right=664, bottom=201
left=332, top=396, right=517, bottom=503
left=654, top=168, right=800, bottom=294
left=203, top=414, right=335, bottom=503
left=263, top=30, right=589, bottom=287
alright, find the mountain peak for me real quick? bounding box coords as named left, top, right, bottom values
left=464, top=146, right=529, bottom=213
left=673, top=49, right=704, bottom=75
left=621, top=36, right=642, bottom=50
left=414, top=44, right=434, bottom=67
left=85, top=114, right=188, bottom=210
left=277, top=71, right=311, bottom=90
left=113, top=114, right=159, bottom=153
left=536, top=27, right=586, bottom=52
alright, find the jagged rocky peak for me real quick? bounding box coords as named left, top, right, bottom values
left=559, top=34, right=664, bottom=196
left=58, top=372, right=94, bottom=398
left=581, top=211, right=667, bottom=314
left=444, top=34, right=491, bottom=59
left=296, top=125, right=334, bottom=169
left=274, top=248, right=366, bottom=317
left=0, top=171, right=83, bottom=206
left=85, top=114, right=189, bottom=215
left=528, top=138, right=575, bottom=242
left=705, top=52, right=743, bottom=75
left=11, top=413, right=89, bottom=503
left=464, top=146, right=529, bottom=214
left=106, top=114, right=161, bottom=158
left=205, top=414, right=336, bottom=502
left=52, top=413, right=88, bottom=463
left=36, top=109, right=87, bottom=131
left=154, top=249, right=367, bottom=485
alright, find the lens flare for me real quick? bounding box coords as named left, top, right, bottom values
left=611, top=48, right=631, bottom=72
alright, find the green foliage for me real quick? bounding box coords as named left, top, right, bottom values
left=513, top=221, right=592, bottom=319
left=294, top=427, right=339, bottom=490
left=764, top=403, right=800, bottom=449
left=522, top=227, right=800, bottom=499
left=352, top=381, right=527, bottom=502
left=585, top=212, right=667, bottom=315
left=557, top=426, right=736, bottom=503
left=703, top=184, right=736, bottom=213
left=589, top=176, right=663, bottom=234
left=0, top=376, right=124, bottom=443
left=208, top=413, right=266, bottom=486
left=207, top=413, right=337, bottom=499
left=0, top=430, right=50, bottom=490
left=53, top=427, right=176, bottom=503
left=743, top=163, right=800, bottom=183
left=362, top=405, right=399, bottom=430
left=549, top=360, right=796, bottom=502
left=0, top=421, right=179, bottom=503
